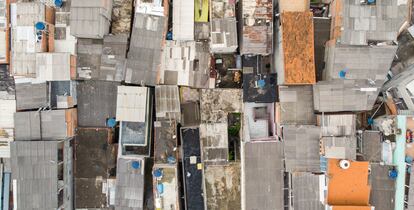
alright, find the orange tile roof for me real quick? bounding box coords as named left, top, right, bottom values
left=332, top=206, right=373, bottom=210
left=281, top=11, right=316, bottom=85
left=327, top=159, right=371, bottom=206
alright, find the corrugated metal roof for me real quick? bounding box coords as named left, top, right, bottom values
left=210, top=0, right=237, bottom=53
left=370, top=164, right=395, bottom=210
left=313, top=79, right=380, bottom=112
left=0, top=100, right=15, bottom=128
left=77, top=80, right=120, bottom=127
left=154, top=121, right=178, bottom=164
left=70, top=0, right=112, bottom=38
left=15, top=82, right=49, bottom=110
left=292, top=173, right=324, bottom=210
left=210, top=18, right=238, bottom=53
left=100, top=34, right=128, bottom=81
left=14, top=109, right=77, bottom=141
left=200, top=123, right=228, bottom=165
left=321, top=136, right=357, bottom=160
left=324, top=45, right=397, bottom=81
left=279, top=12, right=316, bottom=85
left=10, top=140, right=63, bottom=209
left=36, top=52, right=74, bottom=81
left=76, top=38, right=103, bottom=80
left=13, top=2, right=46, bottom=27
left=243, top=141, right=283, bottom=210
left=161, top=40, right=210, bottom=88
left=116, top=86, right=148, bottom=122
left=361, top=130, right=382, bottom=162
left=173, top=0, right=194, bottom=40
left=240, top=0, right=273, bottom=55
left=330, top=0, right=408, bottom=45
left=283, top=125, right=321, bottom=172
left=155, top=85, right=180, bottom=121
left=279, top=85, right=316, bottom=125
left=318, top=114, right=356, bottom=137
left=125, top=13, right=166, bottom=85
left=115, top=157, right=145, bottom=209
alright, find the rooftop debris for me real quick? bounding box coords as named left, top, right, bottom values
left=239, top=0, right=273, bottom=55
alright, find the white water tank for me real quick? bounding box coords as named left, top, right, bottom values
left=339, top=160, right=351, bottom=169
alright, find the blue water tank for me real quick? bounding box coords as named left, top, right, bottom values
left=257, top=79, right=266, bottom=89
left=153, top=169, right=163, bottom=178
left=367, top=0, right=375, bottom=3
left=167, top=156, right=176, bottom=164
left=406, top=156, right=413, bottom=163
left=166, top=31, right=173, bottom=40
left=339, top=70, right=347, bottom=79
left=107, top=118, right=117, bottom=128
left=389, top=169, right=398, bottom=179
left=368, top=118, right=374, bottom=125
left=35, top=22, right=46, bottom=31
left=54, top=0, right=63, bottom=7
left=157, top=183, right=164, bottom=194
left=131, top=161, right=141, bottom=169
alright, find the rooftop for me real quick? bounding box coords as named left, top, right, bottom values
left=327, top=159, right=371, bottom=207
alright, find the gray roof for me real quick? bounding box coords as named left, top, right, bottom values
left=370, top=163, right=396, bottom=210
left=324, top=45, right=397, bottom=81
left=313, top=79, right=381, bottom=112
left=194, top=22, right=210, bottom=40
left=204, top=164, right=241, bottom=210
left=291, top=173, right=324, bottom=210
left=74, top=128, right=116, bottom=178
left=125, top=13, right=166, bottom=85
left=314, top=17, right=331, bottom=81
left=14, top=111, right=41, bottom=141
left=74, top=128, right=116, bottom=208
left=115, top=157, right=145, bottom=210
left=318, top=114, right=356, bottom=137
left=15, top=82, right=48, bottom=110
left=332, top=0, right=408, bottom=45
left=14, top=110, right=74, bottom=141
left=70, top=0, right=112, bottom=38
left=10, top=141, right=63, bottom=209
left=200, top=89, right=242, bottom=123
left=210, top=18, right=238, bottom=53
left=361, top=130, right=383, bottom=162
left=77, top=80, right=120, bottom=127
left=76, top=38, right=104, bottom=80
left=155, top=85, right=181, bottom=121
left=243, top=141, right=283, bottom=210
left=283, top=125, right=321, bottom=172
left=181, top=102, right=201, bottom=127
left=161, top=40, right=211, bottom=88
left=100, top=34, right=128, bottom=81
left=279, top=85, right=316, bottom=125
left=154, top=121, right=178, bottom=164
left=239, top=0, right=273, bottom=55
left=321, top=136, right=357, bottom=160
left=200, top=123, right=228, bottom=165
